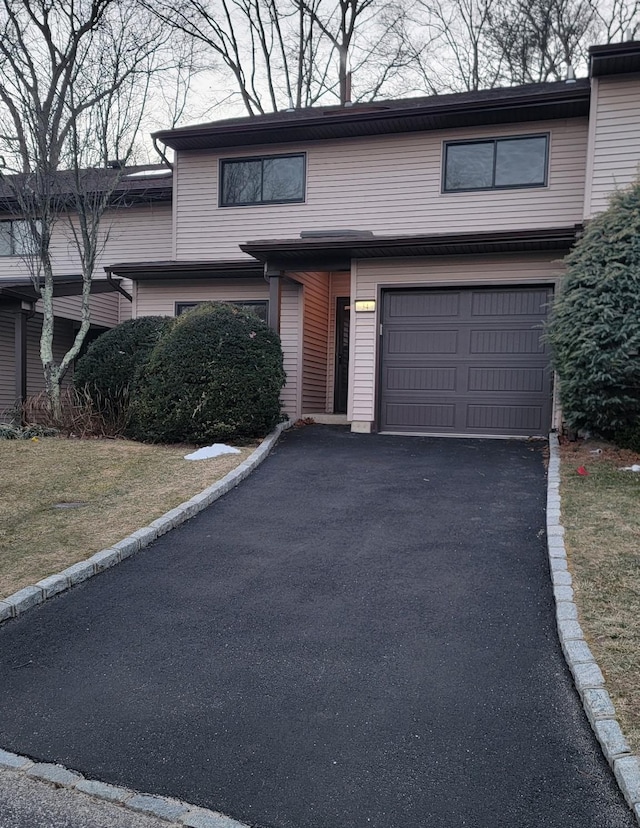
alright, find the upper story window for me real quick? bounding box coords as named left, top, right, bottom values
left=443, top=135, right=549, bottom=192
left=0, top=220, right=39, bottom=255
left=220, top=153, right=305, bottom=207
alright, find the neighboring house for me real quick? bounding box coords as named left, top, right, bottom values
left=3, top=41, right=640, bottom=437
left=0, top=166, right=172, bottom=415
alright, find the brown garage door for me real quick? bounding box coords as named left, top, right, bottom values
left=380, top=286, right=553, bottom=436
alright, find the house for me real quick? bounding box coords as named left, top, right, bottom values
left=3, top=40, right=640, bottom=437
left=0, top=167, right=172, bottom=415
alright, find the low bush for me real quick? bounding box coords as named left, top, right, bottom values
left=74, top=316, right=173, bottom=399
left=131, top=302, right=285, bottom=443
left=0, top=422, right=58, bottom=440
left=74, top=316, right=173, bottom=433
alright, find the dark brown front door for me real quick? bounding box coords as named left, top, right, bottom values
left=334, top=297, right=350, bottom=413
left=379, top=286, right=553, bottom=436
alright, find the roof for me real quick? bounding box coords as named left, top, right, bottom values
left=104, top=260, right=264, bottom=281
left=0, top=164, right=172, bottom=211
left=0, top=274, right=120, bottom=302
left=240, top=227, right=580, bottom=270
left=590, top=40, right=640, bottom=77
left=153, top=80, right=591, bottom=151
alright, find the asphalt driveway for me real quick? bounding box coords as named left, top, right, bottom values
left=0, top=426, right=635, bottom=828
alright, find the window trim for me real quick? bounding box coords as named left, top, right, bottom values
left=174, top=300, right=269, bottom=321
left=0, top=219, right=40, bottom=256
left=441, top=133, right=550, bottom=194
left=218, top=152, right=306, bottom=207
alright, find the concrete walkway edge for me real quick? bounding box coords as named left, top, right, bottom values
left=0, top=421, right=293, bottom=827
left=547, top=432, right=640, bottom=825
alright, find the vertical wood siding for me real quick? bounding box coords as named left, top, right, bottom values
left=0, top=308, right=16, bottom=413
left=586, top=75, right=640, bottom=216
left=350, top=253, right=565, bottom=423
left=325, top=272, right=351, bottom=412
left=280, top=280, right=302, bottom=419
left=26, top=314, right=75, bottom=396
left=290, top=271, right=330, bottom=413
left=174, top=118, right=588, bottom=260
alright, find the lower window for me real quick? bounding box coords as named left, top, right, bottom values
left=175, top=300, right=268, bottom=323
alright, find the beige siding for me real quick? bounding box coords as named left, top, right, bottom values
left=0, top=203, right=172, bottom=286
left=174, top=119, right=588, bottom=260
left=135, top=278, right=269, bottom=317
left=33, top=293, right=121, bottom=328
left=280, top=280, right=302, bottom=419
left=325, top=272, right=351, bottom=412
left=0, top=308, right=16, bottom=414
left=290, top=272, right=330, bottom=413
left=349, top=253, right=565, bottom=423
left=586, top=75, right=640, bottom=217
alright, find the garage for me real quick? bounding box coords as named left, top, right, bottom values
left=379, top=286, right=553, bottom=437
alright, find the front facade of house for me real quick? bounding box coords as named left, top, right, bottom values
left=2, top=41, right=640, bottom=436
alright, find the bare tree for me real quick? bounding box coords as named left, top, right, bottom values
left=147, top=0, right=416, bottom=114
left=0, top=0, right=170, bottom=421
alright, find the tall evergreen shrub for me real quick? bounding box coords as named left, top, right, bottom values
left=547, top=180, right=640, bottom=436
left=131, top=302, right=285, bottom=443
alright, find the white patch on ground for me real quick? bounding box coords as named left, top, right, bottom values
left=184, top=444, right=241, bottom=461
left=620, top=464, right=640, bottom=472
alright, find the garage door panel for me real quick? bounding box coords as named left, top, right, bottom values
left=384, top=403, right=456, bottom=429
left=385, top=367, right=457, bottom=391
left=467, top=366, right=546, bottom=393
left=470, top=289, right=551, bottom=316
left=466, top=404, right=543, bottom=431
left=469, top=328, right=546, bottom=354
left=387, top=329, right=459, bottom=354
left=385, top=291, right=460, bottom=319
left=380, top=287, right=553, bottom=437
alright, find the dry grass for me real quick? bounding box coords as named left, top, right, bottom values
left=0, top=436, right=257, bottom=597
left=560, top=438, right=640, bottom=754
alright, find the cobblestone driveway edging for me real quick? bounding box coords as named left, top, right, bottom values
left=547, top=432, right=640, bottom=825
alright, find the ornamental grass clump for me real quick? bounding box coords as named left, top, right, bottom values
left=131, top=302, right=285, bottom=444
left=547, top=179, right=640, bottom=441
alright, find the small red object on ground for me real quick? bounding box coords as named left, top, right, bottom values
left=576, top=465, right=589, bottom=476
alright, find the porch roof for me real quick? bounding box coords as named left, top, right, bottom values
left=105, top=260, right=264, bottom=281
left=240, top=226, right=581, bottom=270
left=0, top=275, right=120, bottom=302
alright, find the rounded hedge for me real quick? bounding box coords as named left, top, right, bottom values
left=74, top=316, right=173, bottom=399
left=546, top=179, right=640, bottom=436
left=130, top=302, right=285, bottom=443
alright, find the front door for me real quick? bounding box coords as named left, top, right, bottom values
left=334, top=297, right=350, bottom=413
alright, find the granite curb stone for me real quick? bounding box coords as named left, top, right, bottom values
left=0, top=421, right=289, bottom=825
left=547, top=433, right=640, bottom=824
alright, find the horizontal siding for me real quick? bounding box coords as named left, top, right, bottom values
left=135, top=279, right=269, bottom=317
left=0, top=308, right=16, bottom=414
left=350, top=253, right=564, bottom=423
left=0, top=203, right=172, bottom=283
left=280, top=280, right=302, bottom=419
left=175, top=119, right=588, bottom=260
left=588, top=75, right=640, bottom=216
left=34, top=293, right=121, bottom=327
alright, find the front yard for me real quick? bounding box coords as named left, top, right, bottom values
left=560, top=439, right=640, bottom=754
left=0, top=437, right=256, bottom=597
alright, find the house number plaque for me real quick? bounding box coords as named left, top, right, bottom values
left=354, top=300, right=376, bottom=312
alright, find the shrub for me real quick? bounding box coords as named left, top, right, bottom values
left=74, top=316, right=173, bottom=432
left=546, top=179, right=640, bottom=436
left=74, top=316, right=173, bottom=399
left=131, top=302, right=285, bottom=443
left=0, top=422, right=58, bottom=440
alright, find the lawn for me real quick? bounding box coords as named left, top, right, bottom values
left=0, top=437, right=257, bottom=597
left=560, top=438, right=640, bottom=754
